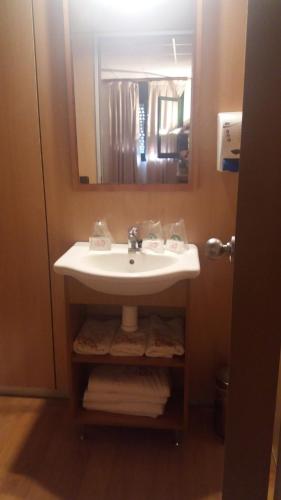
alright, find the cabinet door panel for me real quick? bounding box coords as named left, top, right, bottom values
left=0, top=0, right=54, bottom=389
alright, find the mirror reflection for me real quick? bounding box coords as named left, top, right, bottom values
left=70, top=1, right=195, bottom=185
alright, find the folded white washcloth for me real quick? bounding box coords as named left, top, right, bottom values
left=73, top=318, right=119, bottom=355
left=145, top=316, right=185, bottom=358
left=87, top=365, right=171, bottom=398
left=83, top=399, right=165, bottom=418
left=83, top=389, right=167, bottom=405
left=167, top=317, right=185, bottom=355
left=110, top=319, right=148, bottom=357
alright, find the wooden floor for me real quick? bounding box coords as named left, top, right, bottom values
left=0, top=396, right=276, bottom=499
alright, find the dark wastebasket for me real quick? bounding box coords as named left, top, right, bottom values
left=214, top=365, right=229, bottom=440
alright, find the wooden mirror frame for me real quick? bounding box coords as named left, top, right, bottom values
left=62, top=0, right=202, bottom=192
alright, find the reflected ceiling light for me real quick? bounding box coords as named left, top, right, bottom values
left=172, top=38, right=177, bottom=63
left=99, top=0, right=164, bottom=15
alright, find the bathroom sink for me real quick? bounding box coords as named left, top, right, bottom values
left=54, top=243, right=200, bottom=296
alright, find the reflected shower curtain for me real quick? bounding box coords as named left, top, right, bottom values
left=144, top=80, right=186, bottom=184
left=100, top=81, right=139, bottom=184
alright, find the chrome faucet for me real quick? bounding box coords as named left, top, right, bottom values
left=128, top=225, right=142, bottom=253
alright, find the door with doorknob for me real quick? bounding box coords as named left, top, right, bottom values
left=218, top=0, right=281, bottom=497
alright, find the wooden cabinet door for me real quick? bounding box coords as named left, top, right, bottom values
left=0, top=0, right=55, bottom=389
left=222, top=1, right=281, bottom=498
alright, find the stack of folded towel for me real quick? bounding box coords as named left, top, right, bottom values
left=146, top=315, right=185, bottom=358
left=73, top=315, right=184, bottom=358
left=83, top=365, right=171, bottom=418
left=109, top=318, right=149, bottom=357
left=73, top=318, right=119, bottom=355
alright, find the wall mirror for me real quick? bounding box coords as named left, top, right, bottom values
left=66, top=0, right=197, bottom=188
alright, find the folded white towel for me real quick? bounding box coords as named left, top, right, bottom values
left=87, top=365, right=171, bottom=398
left=83, top=400, right=165, bottom=418
left=83, top=389, right=167, bottom=405
left=145, top=316, right=185, bottom=358
left=73, top=318, right=119, bottom=355
left=110, top=319, right=148, bottom=357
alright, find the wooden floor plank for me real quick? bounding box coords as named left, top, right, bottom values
left=0, top=396, right=275, bottom=499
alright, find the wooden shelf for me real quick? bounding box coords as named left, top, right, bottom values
left=72, top=352, right=185, bottom=368
left=66, top=287, right=189, bottom=433
left=75, top=393, right=184, bottom=431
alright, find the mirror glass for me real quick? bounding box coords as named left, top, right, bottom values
left=69, top=0, right=196, bottom=185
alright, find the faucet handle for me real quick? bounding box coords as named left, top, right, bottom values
left=128, top=224, right=139, bottom=238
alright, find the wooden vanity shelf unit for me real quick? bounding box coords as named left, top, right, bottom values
left=65, top=277, right=190, bottom=435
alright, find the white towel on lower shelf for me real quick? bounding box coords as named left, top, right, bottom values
left=73, top=318, right=119, bottom=355
left=83, top=400, right=165, bottom=418
left=110, top=319, right=149, bottom=357
left=87, top=365, right=171, bottom=398
left=83, top=389, right=167, bottom=405
left=145, top=316, right=185, bottom=358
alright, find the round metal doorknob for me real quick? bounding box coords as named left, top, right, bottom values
left=205, top=238, right=225, bottom=258
left=205, top=236, right=235, bottom=260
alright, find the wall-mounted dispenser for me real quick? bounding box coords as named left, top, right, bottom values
left=217, top=112, right=242, bottom=172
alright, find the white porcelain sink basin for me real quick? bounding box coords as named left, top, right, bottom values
left=54, top=243, right=200, bottom=296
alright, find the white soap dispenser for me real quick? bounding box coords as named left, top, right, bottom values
left=217, top=112, right=242, bottom=172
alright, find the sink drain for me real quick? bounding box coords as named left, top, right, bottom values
left=129, top=259, right=135, bottom=265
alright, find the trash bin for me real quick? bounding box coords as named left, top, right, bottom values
left=214, top=365, right=229, bottom=440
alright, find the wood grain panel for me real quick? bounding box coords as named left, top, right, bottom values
left=222, top=1, right=281, bottom=498
left=273, top=357, right=281, bottom=464
left=33, top=0, right=247, bottom=400
left=72, top=353, right=185, bottom=368
left=0, top=0, right=54, bottom=388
